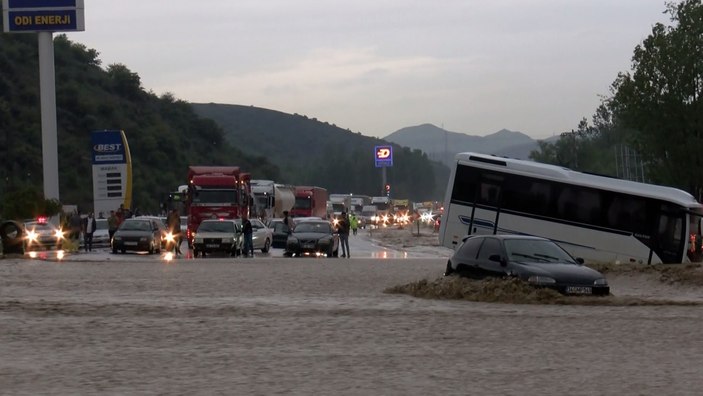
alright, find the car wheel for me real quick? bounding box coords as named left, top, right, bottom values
left=202, top=250, right=207, bottom=258
left=148, top=243, right=154, bottom=255
left=121, top=249, right=126, bottom=254
left=261, top=239, right=270, bottom=253
left=444, top=260, right=454, bottom=276
left=326, top=245, right=334, bottom=258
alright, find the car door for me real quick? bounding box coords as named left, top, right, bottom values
left=453, top=237, right=484, bottom=277
left=474, top=237, right=506, bottom=278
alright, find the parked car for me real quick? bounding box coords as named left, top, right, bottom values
left=91, top=218, right=111, bottom=247
left=192, top=219, right=242, bottom=258
left=23, top=219, right=64, bottom=251
left=111, top=217, right=166, bottom=254
left=445, top=234, right=610, bottom=296
left=234, top=218, right=272, bottom=253
left=285, top=219, right=338, bottom=257
left=80, top=218, right=110, bottom=248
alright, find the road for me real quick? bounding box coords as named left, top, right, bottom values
left=2, top=230, right=702, bottom=395
left=21, top=227, right=451, bottom=262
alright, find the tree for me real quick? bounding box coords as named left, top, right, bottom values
left=609, top=0, right=703, bottom=198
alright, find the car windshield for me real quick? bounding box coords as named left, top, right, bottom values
left=504, top=239, right=576, bottom=264
left=198, top=221, right=235, bottom=233
left=96, top=220, right=108, bottom=230
left=294, top=222, right=331, bottom=234
left=121, top=220, right=151, bottom=231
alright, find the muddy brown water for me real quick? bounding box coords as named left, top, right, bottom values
left=1, top=257, right=703, bottom=395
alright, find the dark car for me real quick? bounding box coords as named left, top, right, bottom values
left=445, top=235, right=610, bottom=296
left=111, top=217, right=166, bottom=254
left=285, top=219, right=338, bottom=257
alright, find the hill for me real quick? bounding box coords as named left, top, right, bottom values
left=0, top=30, right=449, bottom=219
left=191, top=103, right=449, bottom=201
left=384, top=124, right=542, bottom=165
left=0, top=33, right=280, bottom=216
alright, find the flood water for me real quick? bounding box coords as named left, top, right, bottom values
left=2, top=257, right=703, bottom=395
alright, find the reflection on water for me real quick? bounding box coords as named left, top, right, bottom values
left=371, top=250, right=408, bottom=259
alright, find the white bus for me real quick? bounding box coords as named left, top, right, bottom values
left=439, top=152, right=703, bottom=264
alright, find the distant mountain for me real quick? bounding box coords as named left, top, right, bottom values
left=191, top=104, right=450, bottom=201
left=383, top=124, right=545, bottom=165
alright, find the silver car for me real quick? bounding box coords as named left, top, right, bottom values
left=234, top=218, right=273, bottom=253
left=192, top=219, right=242, bottom=258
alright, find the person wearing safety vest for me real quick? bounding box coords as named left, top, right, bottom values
left=350, top=213, right=359, bottom=236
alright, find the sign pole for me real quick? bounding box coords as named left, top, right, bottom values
left=381, top=166, right=387, bottom=196
left=38, top=30, right=59, bottom=201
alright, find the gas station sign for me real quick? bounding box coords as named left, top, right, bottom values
left=374, top=145, right=393, bottom=167
left=2, top=0, right=85, bottom=33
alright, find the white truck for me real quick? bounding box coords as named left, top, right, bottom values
left=329, top=193, right=352, bottom=218
left=251, top=180, right=296, bottom=221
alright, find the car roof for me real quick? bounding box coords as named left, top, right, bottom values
left=201, top=219, right=237, bottom=223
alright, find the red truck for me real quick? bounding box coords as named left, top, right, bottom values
left=185, top=166, right=252, bottom=247
left=290, top=186, right=328, bottom=219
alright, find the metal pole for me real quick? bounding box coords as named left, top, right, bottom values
left=38, top=31, right=60, bottom=202
left=381, top=166, right=387, bottom=195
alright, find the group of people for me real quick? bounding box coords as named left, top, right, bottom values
left=66, top=210, right=98, bottom=252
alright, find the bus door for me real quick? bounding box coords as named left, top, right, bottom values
left=475, top=172, right=504, bottom=235
left=652, top=203, right=687, bottom=264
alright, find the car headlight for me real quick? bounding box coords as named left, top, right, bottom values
left=527, top=275, right=556, bottom=285
left=25, top=230, right=38, bottom=243
left=318, top=236, right=332, bottom=245
left=593, top=278, right=608, bottom=286
left=287, top=237, right=298, bottom=244
left=113, top=236, right=122, bottom=241
left=140, top=237, right=148, bottom=242
left=194, top=237, right=204, bottom=243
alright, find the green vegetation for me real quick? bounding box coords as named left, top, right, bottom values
left=0, top=32, right=281, bottom=219
left=192, top=103, right=449, bottom=201
left=0, top=28, right=447, bottom=220
left=531, top=0, right=703, bottom=200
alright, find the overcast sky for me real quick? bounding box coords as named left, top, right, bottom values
left=65, top=0, right=670, bottom=139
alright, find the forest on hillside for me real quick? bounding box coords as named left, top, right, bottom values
left=192, top=103, right=449, bottom=201
left=0, top=32, right=280, bottom=218
left=0, top=29, right=448, bottom=220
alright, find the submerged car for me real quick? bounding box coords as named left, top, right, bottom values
left=192, top=219, right=242, bottom=258
left=445, top=235, right=610, bottom=296
left=24, top=219, right=64, bottom=250
left=285, top=219, right=338, bottom=257
left=111, top=217, right=166, bottom=254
